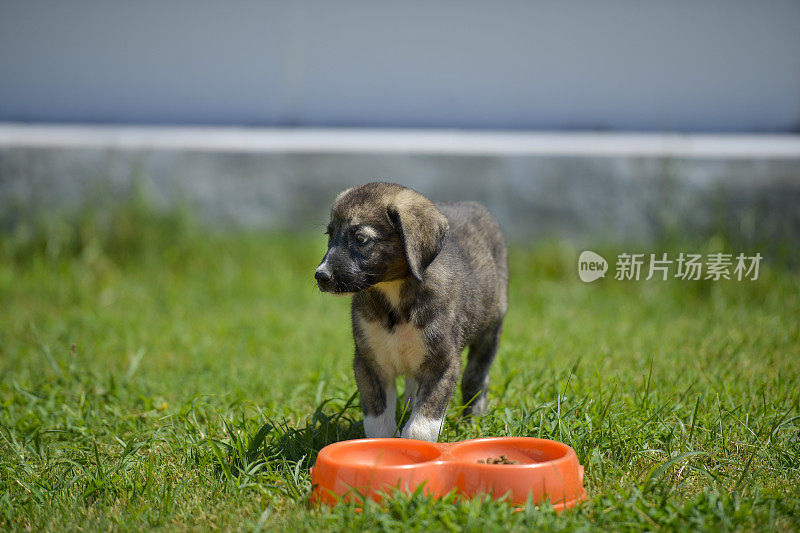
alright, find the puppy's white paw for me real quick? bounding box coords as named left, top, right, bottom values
left=467, top=395, right=488, bottom=417
left=401, top=415, right=442, bottom=442
left=364, top=411, right=397, bottom=438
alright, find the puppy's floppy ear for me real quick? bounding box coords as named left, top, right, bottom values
left=387, top=190, right=449, bottom=282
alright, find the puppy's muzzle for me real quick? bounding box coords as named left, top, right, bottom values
left=315, top=263, right=334, bottom=291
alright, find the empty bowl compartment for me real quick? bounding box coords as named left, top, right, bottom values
left=311, top=438, right=445, bottom=504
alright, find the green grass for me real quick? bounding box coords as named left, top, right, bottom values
left=1, top=207, right=799, bottom=531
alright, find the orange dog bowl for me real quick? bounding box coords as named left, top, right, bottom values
left=310, top=437, right=586, bottom=509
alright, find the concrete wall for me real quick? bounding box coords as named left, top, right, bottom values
left=2, top=1, right=800, bottom=132
left=2, top=125, right=799, bottom=248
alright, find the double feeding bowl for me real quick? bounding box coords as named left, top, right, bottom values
left=310, top=437, right=585, bottom=509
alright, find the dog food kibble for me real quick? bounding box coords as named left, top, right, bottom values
left=477, top=454, right=520, bottom=465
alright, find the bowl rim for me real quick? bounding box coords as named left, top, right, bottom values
left=314, top=436, right=580, bottom=470
left=447, top=436, right=576, bottom=468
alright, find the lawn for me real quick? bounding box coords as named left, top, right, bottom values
left=1, top=206, right=798, bottom=531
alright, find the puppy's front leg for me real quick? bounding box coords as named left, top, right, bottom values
left=402, top=353, right=461, bottom=442
left=354, top=351, right=397, bottom=438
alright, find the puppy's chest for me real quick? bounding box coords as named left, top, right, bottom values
left=358, top=317, right=427, bottom=377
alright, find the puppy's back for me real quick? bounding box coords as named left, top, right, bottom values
left=436, top=201, right=508, bottom=280
left=433, top=201, right=508, bottom=326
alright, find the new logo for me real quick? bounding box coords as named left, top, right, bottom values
left=578, top=250, right=608, bottom=282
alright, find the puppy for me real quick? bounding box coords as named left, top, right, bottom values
left=315, top=182, right=508, bottom=442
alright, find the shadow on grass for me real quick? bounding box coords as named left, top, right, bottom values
left=206, top=392, right=363, bottom=498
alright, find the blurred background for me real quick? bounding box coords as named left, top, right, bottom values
left=1, top=0, right=799, bottom=249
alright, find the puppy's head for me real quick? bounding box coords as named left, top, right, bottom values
left=315, top=182, right=449, bottom=294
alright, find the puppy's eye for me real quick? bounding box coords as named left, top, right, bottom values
left=354, top=233, right=369, bottom=245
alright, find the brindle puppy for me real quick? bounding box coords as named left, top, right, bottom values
left=315, top=182, right=508, bottom=442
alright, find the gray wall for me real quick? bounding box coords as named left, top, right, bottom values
left=2, top=0, right=800, bottom=132
left=2, top=126, right=799, bottom=248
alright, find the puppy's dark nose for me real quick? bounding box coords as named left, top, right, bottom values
left=315, top=268, right=331, bottom=283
